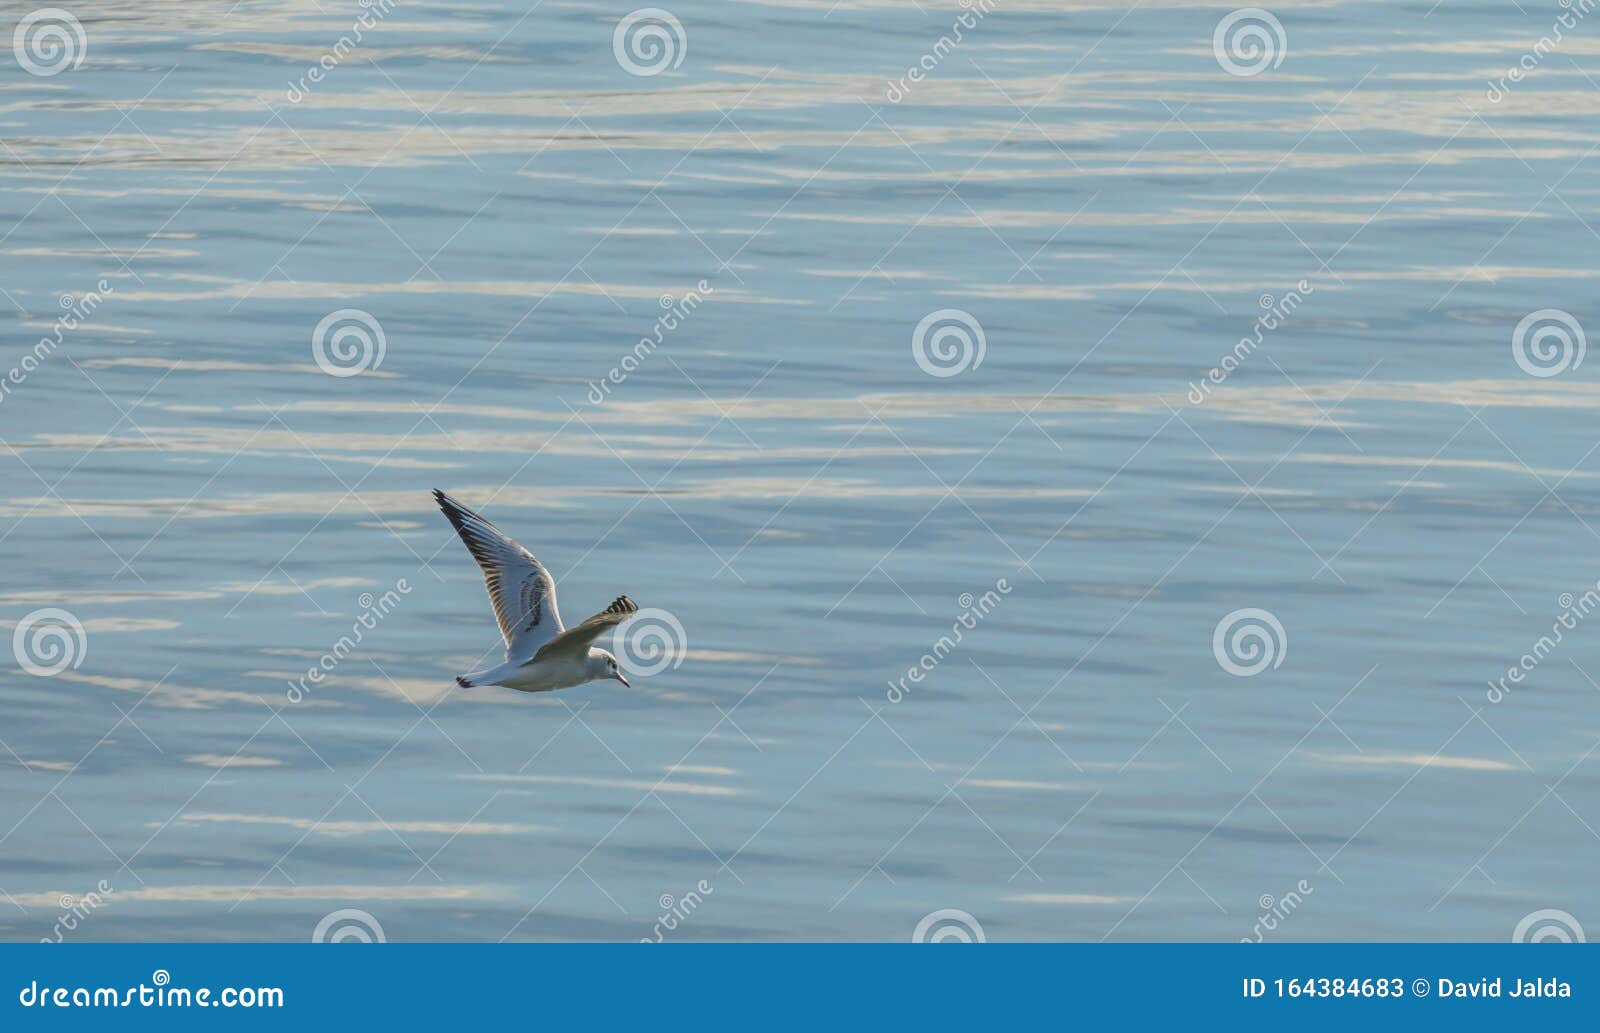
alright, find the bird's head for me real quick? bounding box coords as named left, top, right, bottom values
left=588, top=649, right=629, bottom=687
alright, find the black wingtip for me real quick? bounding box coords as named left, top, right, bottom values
left=455, top=675, right=472, bottom=689
left=433, top=489, right=469, bottom=530
left=606, top=595, right=638, bottom=616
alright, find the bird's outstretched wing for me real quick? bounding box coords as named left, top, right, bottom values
left=432, top=489, right=563, bottom=659
left=533, top=595, right=638, bottom=663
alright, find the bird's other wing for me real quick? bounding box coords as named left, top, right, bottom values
left=532, top=595, right=638, bottom=663
left=432, top=489, right=563, bottom=659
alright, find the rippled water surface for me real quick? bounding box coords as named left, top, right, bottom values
left=2, top=0, right=1599, bottom=941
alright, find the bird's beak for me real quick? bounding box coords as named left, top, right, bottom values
left=616, top=671, right=631, bottom=687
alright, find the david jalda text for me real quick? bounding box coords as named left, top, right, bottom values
left=1438, top=977, right=1570, bottom=998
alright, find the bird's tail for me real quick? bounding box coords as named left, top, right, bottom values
left=456, top=663, right=503, bottom=689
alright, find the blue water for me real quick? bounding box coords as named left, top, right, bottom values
left=1, top=0, right=1597, bottom=942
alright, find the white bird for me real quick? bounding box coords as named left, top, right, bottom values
left=432, top=489, right=636, bottom=692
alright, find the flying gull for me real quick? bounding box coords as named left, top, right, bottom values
left=432, top=489, right=636, bottom=692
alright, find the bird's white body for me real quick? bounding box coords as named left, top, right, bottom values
left=432, top=489, right=638, bottom=694
left=461, top=650, right=616, bottom=693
